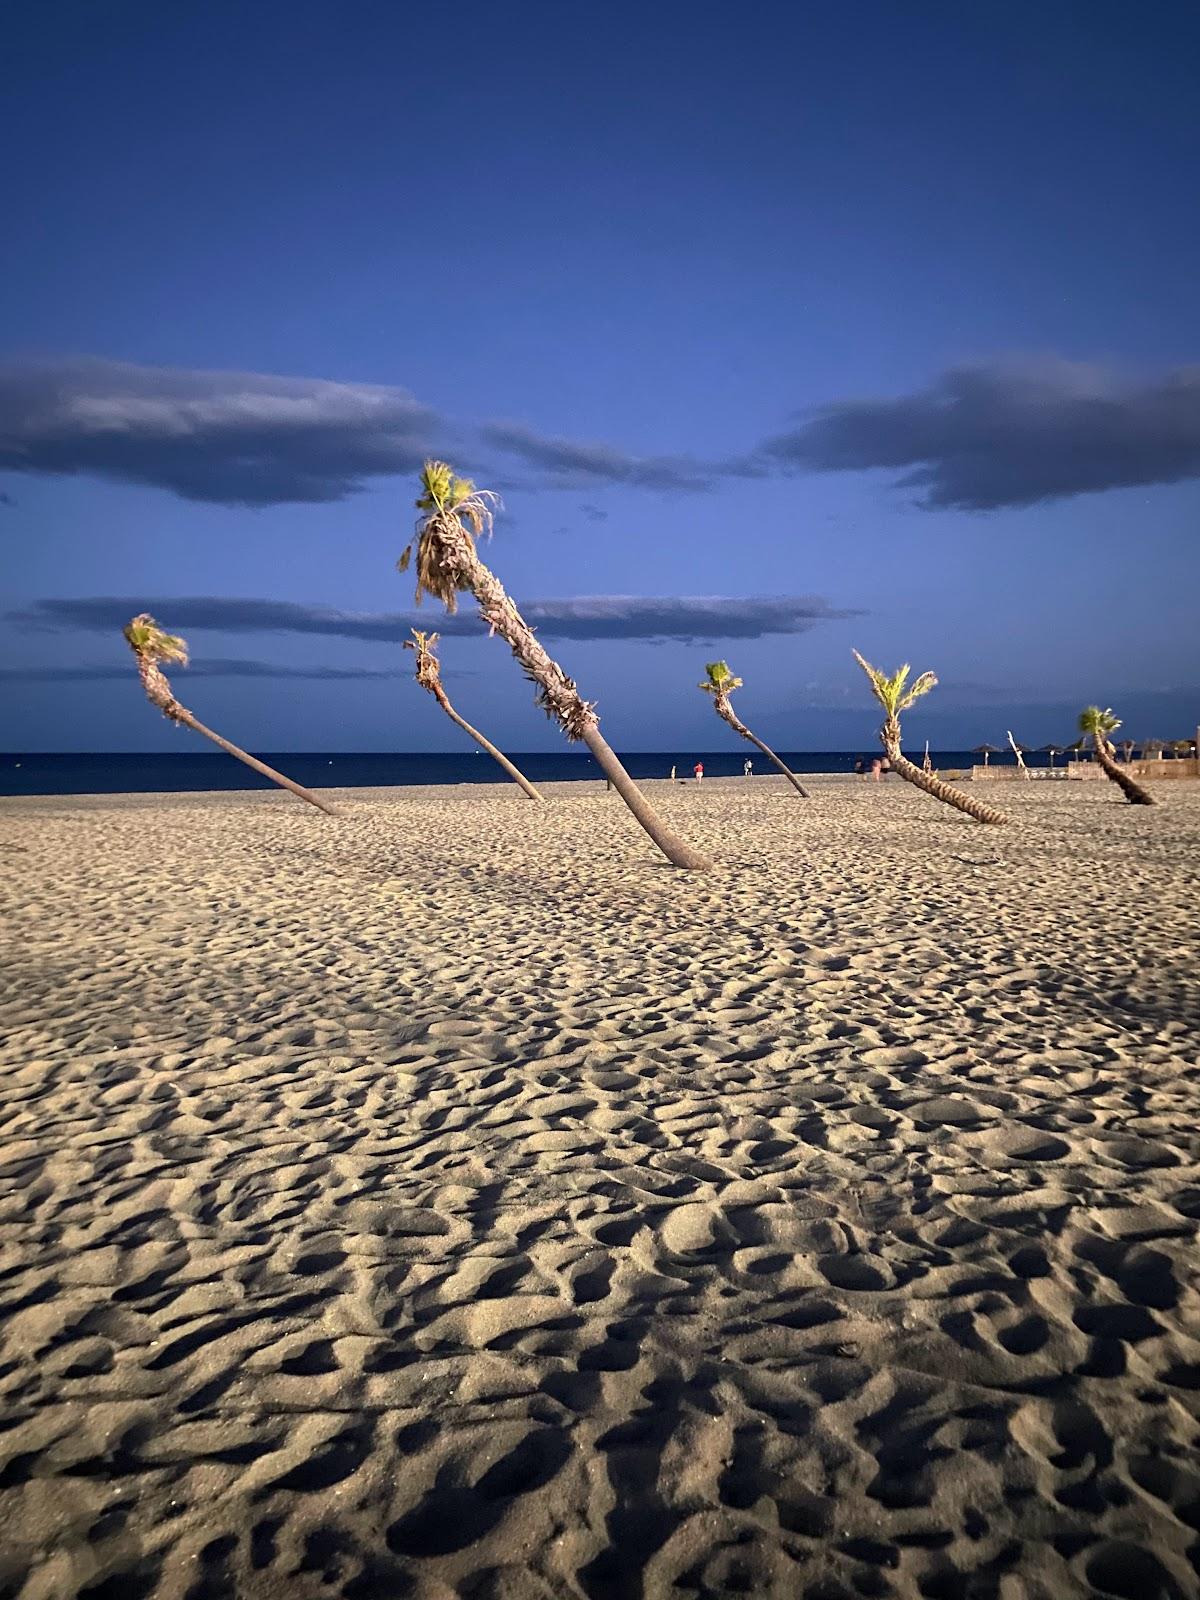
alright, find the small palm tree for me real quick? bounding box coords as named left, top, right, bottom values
left=698, top=662, right=809, bottom=797
left=853, top=650, right=1008, bottom=824
left=398, top=462, right=709, bottom=869
left=405, top=630, right=542, bottom=801
left=1078, top=707, right=1155, bottom=805
left=124, top=614, right=336, bottom=815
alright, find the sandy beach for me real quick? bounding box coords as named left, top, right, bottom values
left=1, top=773, right=1198, bottom=1599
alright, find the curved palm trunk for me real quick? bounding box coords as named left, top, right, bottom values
left=458, top=553, right=711, bottom=869
left=429, top=681, right=543, bottom=801
left=1093, top=735, right=1155, bottom=806
left=137, top=659, right=337, bottom=816
left=883, top=729, right=1008, bottom=824
left=715, top=696, right=809, bottom=797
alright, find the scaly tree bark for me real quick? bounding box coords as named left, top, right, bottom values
left=853, top=649, right=1009, bottom=826
left=699, top=661, right=809, bottom=797
left=124, top=615, right=337, bottom=816
left=399, top=464, right=710, bottom=869
left=1079, top=706, right=1155, bottom=806
left=405, top=630, right=542, bottom=801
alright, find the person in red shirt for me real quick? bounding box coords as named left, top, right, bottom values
left=693, top=762, right=704, bottom=783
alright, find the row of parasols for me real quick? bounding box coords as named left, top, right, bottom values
left=972, top=737, right=1198, bottom=766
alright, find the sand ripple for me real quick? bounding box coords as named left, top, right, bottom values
left=1, top=776, right=1198, bottom=1598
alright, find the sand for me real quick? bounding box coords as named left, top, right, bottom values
left=1, top=772, right=1198, bottom=1600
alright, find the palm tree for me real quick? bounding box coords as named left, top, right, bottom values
left=405, top=629, right=542, bottom=801
left=124, top=615, right=337, bottom=815
left=698, top=661, right=809, bottom=797
left=398, top=462, right=710, bottom=869
left=1079, top=706, right=1155, bottom=805
left=852, top=650, right=1009, bottom=825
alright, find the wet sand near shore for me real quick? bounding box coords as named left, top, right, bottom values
left=1, top=774, right=1198, bottom=1599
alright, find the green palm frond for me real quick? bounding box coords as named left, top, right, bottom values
left=700, top=660, right=743, bottom=695
left=1079, top=705, right=1121, bottom=736
left=401, top=460, right=501, bottom=612
left=124, top=613, right=189, bottom=667
left=853, top=649, right=938, bottom=715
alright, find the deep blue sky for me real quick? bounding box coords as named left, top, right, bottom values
left=3, top=0, right=1198, bottom=752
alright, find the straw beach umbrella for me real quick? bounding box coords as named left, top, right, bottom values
left=973, top=743, right=1000, bottom=767
left=1040, top=744, right=1063, bottom=767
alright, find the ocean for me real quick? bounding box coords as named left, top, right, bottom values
left=0, top=750, right=1043, bottom=798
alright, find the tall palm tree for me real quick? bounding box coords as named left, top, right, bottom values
left=397, top=462, right=710, bottom=869
left=1078, top=706, right=1155, bottom=805
left=698, top=661, right=809, bottom=797
left=405, top=629, right=542, bottom=801
left=853, top=650, right=1009, bottom=825
left=124, top=614, right=337, bottom=816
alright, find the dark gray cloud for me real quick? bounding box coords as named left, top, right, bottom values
left=764, top=358, right=1200, bottom=509
left=0, top=658, right=408, bottom=682
left=0, top=358, right=439, bottom=505
left=13, top=593, right=858, bottom=644
left=0, top=356, right=756, bottom=507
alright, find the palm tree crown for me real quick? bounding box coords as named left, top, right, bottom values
left=404, top=628, right=442, bottom=692
left=397, top=461, right=500, bottom=613
left=1079, top=705, right=1121, bottom=740
left=700, top=661, right=744, bottom=697
left=852, top=651, right=938, bottom=720
left=124, top=614, right=189, bottom=668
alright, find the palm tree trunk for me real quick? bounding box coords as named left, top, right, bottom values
left=885, top=739, right=1009, bottom=825
left=430, top=683, right=543, bottom=801
left=1093, top=736, right=1155, bottom=806
left=718, top=702, right=809, bottom=797
left=136, top=658, right=336, bottom=814
left=177, top=709, right=338, bottom=815
left=460, top=554, right=711, bottom=869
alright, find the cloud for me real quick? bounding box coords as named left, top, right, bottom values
left=13, top=594, right=859, bottom=644
left=579, top=503, right=609, bottom=522
left=0, top=357, right=440, bottom=505
left=0, top=658, right=409, bottom=682
left=481, top=420, right=726, bottom=492
left=0, top=356, right=756, bottom=506
left=764, top=358, right=1200, bottom=509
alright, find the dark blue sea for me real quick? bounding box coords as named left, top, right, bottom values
left=0, top=750, right=1041, bottom=798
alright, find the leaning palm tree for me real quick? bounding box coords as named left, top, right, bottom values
left=397, top=462, right=709, bottom=869
left=698, top=661, right=809, bottom=798
left=1078, top=706, right=1155, bottom=805
left=405, top=629, right=542, bottom=801
left=123, top=614, right=336, bottom=815
left=853, top=650, right=1009, bottom=825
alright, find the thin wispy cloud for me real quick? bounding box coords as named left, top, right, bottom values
left=481, top=420, right=721, bottom=492
left=0, top=659, right=410, bottom=682
left=13, top=594, right=859, bottom=644
left=764, top=358, right=1200, bottom=509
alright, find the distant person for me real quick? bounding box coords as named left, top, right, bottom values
left=743, top=758, right=753, bottom=777
left=693, top=762, right=704, bottom=784
left=669, top=764, right=676, bottom=782
left=880, top=756, right=892, bottom=778
left=871, top=757, right=882, bottom=782
left=854, top=757, right=864, bottom=777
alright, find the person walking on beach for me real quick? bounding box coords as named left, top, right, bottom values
left=743, top=758, right=753, bottom=777
left=871, top=757, right=882, bottom=781
left=694, top=761, right=704, bottom=784
left=670, top=765, right=676, bottom=782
